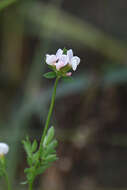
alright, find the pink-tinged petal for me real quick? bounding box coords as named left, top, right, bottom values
left=56, top=49, right=63, bottom=59
left=67, top=49, right=73, bottom=62
left=55, top=55, right=68, bottom=70
left=55, top=61, right=65, bottom=70
left=66, top=72, right=72, bottom=76
left=46, top=55, right=57, bottom=65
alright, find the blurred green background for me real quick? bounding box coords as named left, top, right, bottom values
left=0, top=0, right=127, bottom=189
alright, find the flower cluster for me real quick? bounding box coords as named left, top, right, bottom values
left=0, top=143, right=9, bottom=157
left=46, top=48, right=80, bottom=74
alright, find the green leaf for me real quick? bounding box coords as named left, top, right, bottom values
left=32, top=140, right=37, bottom=153
left=43, top=140, right=58, bottom=157
left=44, top=154, right=58, bottom=163
left=35, top=164, right=50, bottom=175
left=27, top=157, right=33, bottom=166
left=62, top=76, right=73, bottom=82
left=43, top=72, right=56, bottom=79
left=22, top=138, right=32, bottom=157
left=43, top=126, right=55, bottom=147
left=33, top=151, right=40, bottom=162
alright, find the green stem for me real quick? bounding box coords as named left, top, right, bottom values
left=27, top=76, right=60, bottom=190
left=28, top=181, right=33, bottom=190
left=4, top=170, right=11, bottom=190
left=40, top=76, right=60, bottom=147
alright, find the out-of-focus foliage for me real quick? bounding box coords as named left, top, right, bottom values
left=0, top=0, right=127, bottom=190
left=0, top=0, right=17, bottom=11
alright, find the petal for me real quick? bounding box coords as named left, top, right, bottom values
left=72, top=62, right=77, bottom=71
left=71, top=56, right=80, bottom=71
left=67, top=49, right=73, bottom=61
left=46, top=55, right=57, bottom=65
left=56, top=49, right=63, bottom=59
left=55, top=61, right=65, bottom=70
left=60, top=55, right=68, bottom=65
left=55, top=55, right=68, bottom=70
left=73, top=56, right=80, bottom=65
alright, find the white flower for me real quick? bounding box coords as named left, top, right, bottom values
left=0, top=143, right=9, bottom=156
left=67, top=49, right=80, bottom=71
left=45, top=48, right=80, bottom=71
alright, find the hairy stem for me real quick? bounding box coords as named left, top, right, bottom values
left=27, top=76, right=60, bottom=189
left=40, top=76, right=60, bottom=147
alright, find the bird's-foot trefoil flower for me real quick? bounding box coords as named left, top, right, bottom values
left=23, top=47, right=81, bottom=190
left=45, top=48, right=80, bottom=79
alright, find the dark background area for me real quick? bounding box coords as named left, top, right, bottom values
left=0, top=0, right=127, bottom=189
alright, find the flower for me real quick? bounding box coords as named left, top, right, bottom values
left=0, top=143, right=9, bottom=156
left=45, top=48, right=80, bottom=72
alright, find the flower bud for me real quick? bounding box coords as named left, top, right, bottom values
left=66, top=72, right=72, bottom=76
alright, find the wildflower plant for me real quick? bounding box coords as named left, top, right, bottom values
left=0, top=48, right=80, bottom=190
left=0, top=143, right=10, bottom=190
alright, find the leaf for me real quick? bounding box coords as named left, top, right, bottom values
left=43, top=140, right=58, bottom=157
left=35, top=164, right=50, bottom=175
left=27, top=157, right=33, bottom=166
left=27, top=172, right=35, bottom=182
left=33, top=151, right=40, bottom=162
left=44, top=154, right=58, bottom=163
left=62, top=76, right=73, bottom=82
left=43, top=72, right=56, bottom=79
left=43, top=126, right=55, bottom=147
left=22, top=138, right=32, bottom=157
left=32, top=140, right=37, bottom=153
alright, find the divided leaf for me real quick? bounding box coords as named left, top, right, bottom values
left=23, top=126, right=58, bottom=185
